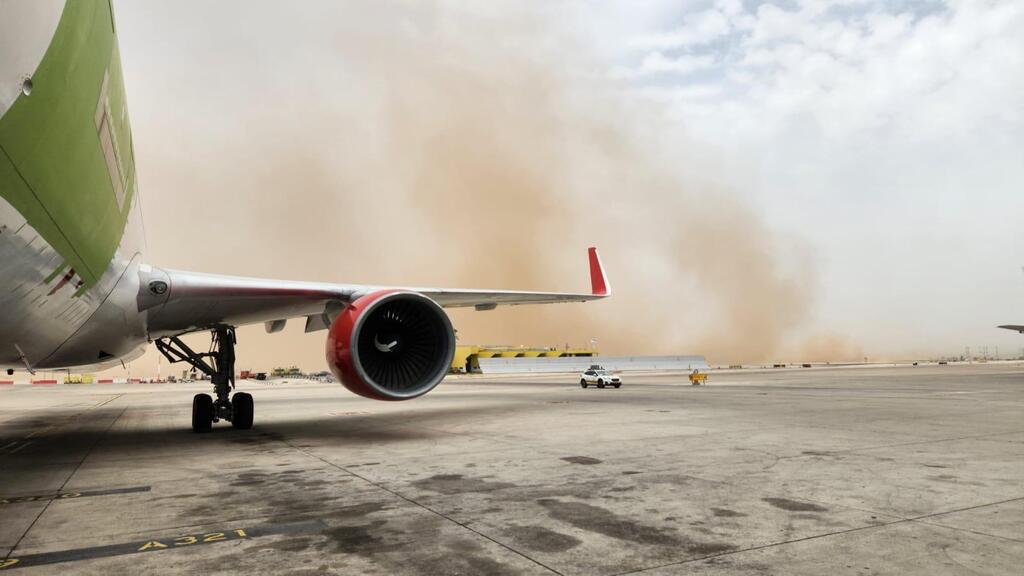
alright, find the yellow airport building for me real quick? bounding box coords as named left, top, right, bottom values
left=451, top=346, right=597, bottom=374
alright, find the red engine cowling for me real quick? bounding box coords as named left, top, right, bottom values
left=325, top=290, right=456, bottom=400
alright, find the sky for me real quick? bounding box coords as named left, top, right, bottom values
left=106, top=0, right=1024, bottom=375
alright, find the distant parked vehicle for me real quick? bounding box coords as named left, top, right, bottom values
left=579, top=366, right=621, bottom=389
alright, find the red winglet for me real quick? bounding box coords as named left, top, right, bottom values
left=588, top=247, right=610, bottom=296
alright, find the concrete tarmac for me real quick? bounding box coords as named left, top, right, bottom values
left=1, top=364, right=1022, bottom=575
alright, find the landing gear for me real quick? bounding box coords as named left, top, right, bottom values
left=156, top=326, right=254, bottom=432
left=231, top=392, right=253, bottom=430
left=192, top=393, right=213, bottom=432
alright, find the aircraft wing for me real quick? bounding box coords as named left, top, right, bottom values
left=998, top=325, right=1024, bottom=334
left=142, top=247, right=610, bottom=338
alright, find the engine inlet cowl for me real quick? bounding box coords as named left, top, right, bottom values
left=325, top=290, right=455, bottom=401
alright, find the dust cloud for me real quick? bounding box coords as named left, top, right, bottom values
left=120, top=2, right=836, bottom=371
left=796, top=333, right=866, bottom=364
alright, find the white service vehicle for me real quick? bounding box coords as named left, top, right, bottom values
left=579, top=366, right=622, bottom=389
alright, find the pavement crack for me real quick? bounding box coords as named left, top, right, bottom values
left=612, top=495, right=1024, bottom=575
left=914, top=520, right=1024, bottom=544
left=822, top=429, right=1024, bottom=455
left=3, top=401, right=126, bottom=562
left=274, top=437, right=566, bottom=576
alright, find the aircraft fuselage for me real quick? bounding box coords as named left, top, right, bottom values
left=1, top=1, right=148, bottom=370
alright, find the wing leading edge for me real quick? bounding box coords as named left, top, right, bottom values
left=143, top=247, right=610, bottom=339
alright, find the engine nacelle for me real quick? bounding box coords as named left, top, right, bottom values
left=325, top=290, right=456, bottom=400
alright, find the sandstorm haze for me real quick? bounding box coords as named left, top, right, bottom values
left=107, top=0, right=1024, bottom=375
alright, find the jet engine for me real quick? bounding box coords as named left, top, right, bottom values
left=325, top=290, right=456, bottom=400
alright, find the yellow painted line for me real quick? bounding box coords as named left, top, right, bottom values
left=1, top=485, right=150, bottom=506
left=0, top=519, right=324, bottom=569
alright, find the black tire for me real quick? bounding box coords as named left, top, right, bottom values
left=192, top=394, right=213, bottom=433
left=580, top=379, right=588, bottom=388
left=232, top=392, right=254, bottom=430
left=614, top=383, right=621, bottom=389
left=597, top=380, right=605, bottom=389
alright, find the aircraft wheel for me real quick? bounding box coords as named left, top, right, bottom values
left=232, top=392, right=254, bottom=430
left=192, top=394, right=213, bottom=433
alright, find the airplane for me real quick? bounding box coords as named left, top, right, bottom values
left=0, top=1, right=610, bottom=432
left=997, top=269, right=1024, bottom=334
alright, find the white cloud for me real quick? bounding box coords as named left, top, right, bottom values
left=624, top=0, right=1024, bottom=149
left=632, top=82, right=723, bottom=104
left=612, top=51, right=716, bottom=78
left=597, top=0, right=1024, bottom=356
left=628, top=0, right=744, bottom=50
